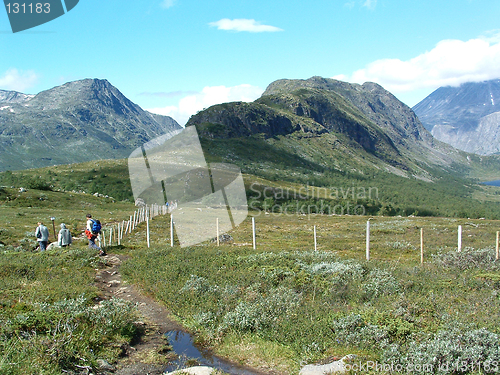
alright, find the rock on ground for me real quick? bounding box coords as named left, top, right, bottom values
left=164, top=366, right=214, bottom=375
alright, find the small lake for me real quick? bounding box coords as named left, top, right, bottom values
left=164, top=330, right=262, bottom=375
left=483, top=180, right=500, bottom=186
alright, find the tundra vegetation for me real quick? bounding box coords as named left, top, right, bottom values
left=1, top=162, right=500, bottom=374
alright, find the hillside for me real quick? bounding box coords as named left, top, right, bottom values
left=0, top=79, right=181, bottom=171
left=413, top=79, right=500, bottom=155
left=2, top=77, right=500, bottom=218
left=188, top=76, right=476, bottom=182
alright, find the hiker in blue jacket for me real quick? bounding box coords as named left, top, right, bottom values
left=85, top=214, right=105, bottom=256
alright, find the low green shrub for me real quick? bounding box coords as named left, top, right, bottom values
left=433, top=247, right=500, bottom=271
left=0, top=296, right=138, bottom=374
left=383, top=325, right=500, bottom=374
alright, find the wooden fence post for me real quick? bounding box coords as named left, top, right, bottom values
left=420, top=228, right=424, bottom=265
left=170, top=215, right=174, bottom=247
left=314, top=225, right=317, bottom=251
left=216, top=218, right=220, bottom=247
left=252, top=217, right=256, bottom=250
left=146, top=215, right=150, bottom=248
left=117, top=222, right=121, bottom=246
left=366, top=220, right=370, bottom=261
left=458, top=225, right=462, bottom=252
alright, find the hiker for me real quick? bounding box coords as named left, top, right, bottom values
left=35, top=222, right=49, bottom=251
left=85, top=214, right=105, bottom=256
left=58, top=223, right=72, bottom=247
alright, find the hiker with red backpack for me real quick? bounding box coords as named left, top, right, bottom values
left=85, top=214, right=105, bottom=256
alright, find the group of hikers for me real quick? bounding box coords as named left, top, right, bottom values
left=35, top=214, right=106, bottom=256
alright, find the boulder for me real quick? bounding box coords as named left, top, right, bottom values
left=210, top=234, right=234, bottom=244
left=164, top=366, right=214, bottom=375
left=97, top=359, right=116, bottom=372
left=46, top=242, right=60, bottom=251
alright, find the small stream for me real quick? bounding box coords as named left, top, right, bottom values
left=164, top=330, right=262, bottom=374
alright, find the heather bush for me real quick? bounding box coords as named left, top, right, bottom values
left=331, top=313, right=389, bottom=348
left=363, top=267, right=400, bottom=298
left=220, top=286, right=302, bottom=333
left=180, top=274, right=216, bottom=294
left=383, top=325, right=500, bottom=374
left=298, top=260, right=364, bottom=282
left=432, top=247, right=500, bottom=271
left=0, top=295, right=138, bottom=374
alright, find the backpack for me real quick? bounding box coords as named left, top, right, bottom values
left=91, top=219, right=102, bottom=234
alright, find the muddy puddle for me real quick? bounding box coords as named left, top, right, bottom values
left=164, top=330, right=262, bottom=374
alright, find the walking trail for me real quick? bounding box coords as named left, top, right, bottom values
left=94, top=253, right=271, bottom=375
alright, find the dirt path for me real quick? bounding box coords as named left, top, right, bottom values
left=94, top=254, right=269, bottom=375
left=95, top=253, right=184, bottom=375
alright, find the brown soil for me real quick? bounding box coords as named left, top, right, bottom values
left=94, top=254, right=270, bottom=375
left=95, top=253, right=183, bottom=375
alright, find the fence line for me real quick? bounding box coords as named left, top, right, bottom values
left=96, top=210, right=500, bottom=266
left=97, top=203, right=174, bottom=249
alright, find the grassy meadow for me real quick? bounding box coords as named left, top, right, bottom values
left=120, top=213, right=500, bottom=374
left=1, top=167, right=500, bottom=374
left=0, top=186, right=140, bottom=375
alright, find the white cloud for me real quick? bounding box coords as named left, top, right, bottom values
left=0, top=68, right=38, bottom=92
left=209, top=19, right=283, bottom=33
left=344, top=0, right=377, bottom=9
left=344, top=1, right=356, bottom=9
left=147, top=84, right=264, bottom=125
left=160, top=0, right=175, bottom=9
left=345, top=36, right=500, bottom=94
left=480, top=29, right=500, bottom=44
left=332, top=74, right=348, bottom=81
left=363, top=0, right=377, bottom=9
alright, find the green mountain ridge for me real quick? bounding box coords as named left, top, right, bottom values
left=2, top=76, right=500, bottom=218
left=0, top=79, right=181, bottom=171
left=188, top=76, right=477, bottom=182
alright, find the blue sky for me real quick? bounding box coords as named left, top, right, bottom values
left=1, top=0, right=500, bottom=125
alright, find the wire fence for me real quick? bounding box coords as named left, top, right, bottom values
left=99, top=210, right=500, bottom=264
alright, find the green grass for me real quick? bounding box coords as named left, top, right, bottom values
left=2, top=159, right=500, bottom=374
left=0, top=247, right=140, bottom=375
left=0, top=187, right=140, bottom=375
left=119, top=213, right=500, bottom=374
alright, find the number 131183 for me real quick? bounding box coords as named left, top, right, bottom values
left=5, top=3, right=51, bottom=14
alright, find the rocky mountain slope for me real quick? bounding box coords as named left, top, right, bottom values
left=413, top=79, right=500, bottom=155
left=187, top=76, right=468, bottom=181
left=0, top=79, right=181, bottom=171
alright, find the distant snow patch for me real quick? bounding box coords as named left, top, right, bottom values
left=0, top=106, right=14, bottom=112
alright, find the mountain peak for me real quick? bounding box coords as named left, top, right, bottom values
left=0, top=78, right=181, bottom=171
left=413, top=78, right=500, bottom=155
left=0, top=89, right=34, bottom=103
left=188, top=76, right=457, bottom=178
